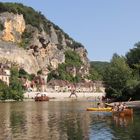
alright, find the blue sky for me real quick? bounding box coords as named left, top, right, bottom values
left=1, top=0, right=140, bottom=62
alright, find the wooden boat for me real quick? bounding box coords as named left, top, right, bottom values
left=113, top=108, right=133, bottom=117
left=35, top=93, right=49, bottom=101
left=86, top=107, right=112, bottom=111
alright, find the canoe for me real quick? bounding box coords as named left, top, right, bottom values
left=86, top=108, right=133, bottom=116
left=86, top=107, right=112, bottom=111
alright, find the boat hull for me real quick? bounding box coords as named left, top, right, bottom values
left=35, top=96, right=49, bottom=101
left=86, top=107, right=112, bottom=111
left=113, top=109, right=133, bottom=117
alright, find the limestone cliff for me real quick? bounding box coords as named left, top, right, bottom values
left=0, top=12, right=25, bottom=42
left=0, top=2, right=90, bottom=80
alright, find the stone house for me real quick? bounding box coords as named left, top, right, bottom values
left=47, top=79, right=72, bottom=92
left=47, top=79, right=105, bottom=93
left=0, top=63, right=10, bottom=86
left=75, top=81, right=94, bottom=92
left=93, top=81, right=105, bottom=92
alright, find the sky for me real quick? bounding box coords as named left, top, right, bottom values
left=1, top=0, right=140, bottom=62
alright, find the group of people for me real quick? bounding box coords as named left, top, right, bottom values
left=97, top=101, right=128, bottom=112
left=112, top=102, right=127, bottom=112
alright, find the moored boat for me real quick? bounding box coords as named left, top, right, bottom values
left=35, top=93, right=49, bottom=101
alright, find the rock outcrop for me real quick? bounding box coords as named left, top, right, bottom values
left=0, top=12, right=25, bottom=42
left=0, top=3, right=90, bottom=79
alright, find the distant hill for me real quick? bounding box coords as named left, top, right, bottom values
left=90, top=61, right=110, bottom=69
left=90, top=61, right=110, bottom=80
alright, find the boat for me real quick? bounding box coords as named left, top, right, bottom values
left=113, top=108, right=133, bottom=117
left=86, top=107, right=112, bottom=111
left=86, top=108, right=133, bottom=116
left=35, top=93, right=49, bottom=101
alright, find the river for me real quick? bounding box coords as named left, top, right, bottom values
left=0, top=101, right=140, bottom=140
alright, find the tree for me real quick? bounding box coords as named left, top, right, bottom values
left=90, top=61, right=109, bottom=80
left=0, top=80, right=11, bottom=100
left=9, top=67, right=24, bottom=101
left=104, top=54, right=133, bottom=100
left=126, top=42, right=140, bottom=79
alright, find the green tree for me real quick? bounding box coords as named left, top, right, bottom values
left=104, top=54, right=133, bottom=100
left=126, top=42, right=140, bottom=78
left=0, top=80, right=11, bottom=100
left=88, top=68, right=102, bottom=81
left=9, top=67, right=24, bottom=101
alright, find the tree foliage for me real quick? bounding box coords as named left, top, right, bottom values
left=0, top=80, right=11, bottom=100
left=90, top=61, right=109, bottom=80
left=126, top=42, right=140, bottom=79
left=48, top=50, right=82, bottom=82
left=0, top=67, right=24, bottom=101
left=9, top=67, right=24, bottom=101
left=104, top=54, right=133, bottom=100
left=65, top=50, right=83, bottom=67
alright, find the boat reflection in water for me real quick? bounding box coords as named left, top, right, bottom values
left=113, top=113, right=133, bottom=127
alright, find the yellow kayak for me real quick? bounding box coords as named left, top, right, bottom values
left=86, top=107, right=112, bottom=111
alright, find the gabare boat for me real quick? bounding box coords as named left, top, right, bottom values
left=35, top=93, right=49, bottom=101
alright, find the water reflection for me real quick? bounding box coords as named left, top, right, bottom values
left=113, top=115, right=133, bottom=127
left=0, top=101, right=140, bottom=140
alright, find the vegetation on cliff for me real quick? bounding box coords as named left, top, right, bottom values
left=0, top=20, right=4, bottom=31
left=0, top=2, right=84, bottom=49
left=48, top=50, right=83, bottom=82
left=0, top=2, right=88, bottom=76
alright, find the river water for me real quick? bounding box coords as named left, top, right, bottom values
left=0, top=101, right=140, bottom=140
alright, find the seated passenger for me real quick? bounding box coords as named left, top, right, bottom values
left=97, top=103, right=101, bottom=108
left=113, top=103, right=118, bottom=111
left=118, top=102, right=124, bottom=111
left=123, top=103, right=127, bottom=110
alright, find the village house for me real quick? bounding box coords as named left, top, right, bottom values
left=47, top=79, right=105, bottom=93
left=47, top=79, right=73, bottom=92
left=93, top=81, right=105, bottom=92
left=0, top=63, right=10, bottom=86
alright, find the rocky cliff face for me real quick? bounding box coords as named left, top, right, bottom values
left=0, top=12, right=25, bottom=42
left=0, top=3, right=90, bottom=79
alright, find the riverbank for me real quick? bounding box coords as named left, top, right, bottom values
left=24, top=91, right=106, bottom=101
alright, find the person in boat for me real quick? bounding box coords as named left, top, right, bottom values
left=113, top=103, right=118, bottom=111
left=97, top=102, right=105, bottom=108
left=122, top=102, right=127, bottom=110
left=113, top=102, right=127, bottom=112
left=97, top=102, right=101, bottom=108
left=69, top=90, right=77, bottom=98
